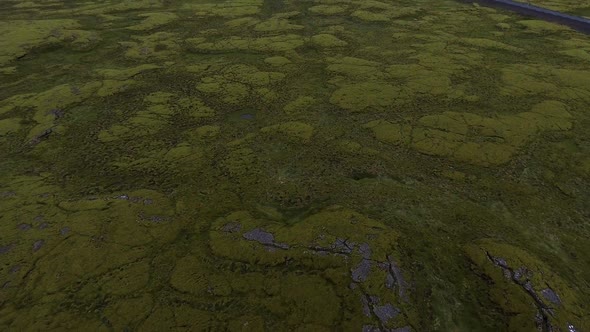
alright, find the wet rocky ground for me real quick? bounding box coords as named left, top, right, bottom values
left=1, top=0, right=590, bottom=330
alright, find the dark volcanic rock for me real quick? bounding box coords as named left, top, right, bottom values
left=333, top=238, right=355, bottom=254
left=222, top=222, right=242, bottom=233
left=362, top=325, right=380, bottom=332
left=386, top=255, right=408, bottom=301
left=0, top=244, right=13, bottom=255
left=48, top=109, right=64, bottom=119
left=359, top=242, right=372, bottom=259
left=541, top=288, right=561, bottom=305
left=0, top=191, right=16, bottom=198
left=386, top=271, right=395, bottom=289
left=60, top=227, right=71, bottom=236
left=242, top=228, right=289, bottom=249
left=352, top=259, right=372, bottom=282
left=17, top=223, right=32, bottom=231
left=567, top=323, right=578, bottom=332
left=9, top=265, right=21, bottom=274
left=361, top=296, right=372, bottom=317
left=393, top=327, right=412, bottom=332
left=373, top=303, right=400, bottom=325
left=32, top=240, right=45, bottom=252
left=243, top=228, right=275, bottom=245
left=148, top=215, right=166, bottom=223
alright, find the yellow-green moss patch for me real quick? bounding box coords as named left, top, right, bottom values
left=364, top=101, right=574, bottom=166
left=127, top=12, right=178, bottom=31
left=330, top=82, right=401, bottom=111
left=0, top=118, right=23, bottom=136
left=311, top=34, right=347, bottom=47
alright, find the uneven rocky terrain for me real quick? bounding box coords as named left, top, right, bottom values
left=0, top=0, right=589, bottom=330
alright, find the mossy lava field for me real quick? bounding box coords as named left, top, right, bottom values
left=1, top=0, right=590, bottom=331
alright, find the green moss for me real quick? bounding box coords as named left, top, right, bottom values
left=335, top=139, right=362, bottom=154
left=0, top=82, right=98, bottom=122
left=95, top=64, right=160, bottom=80
left=1, top=1, right=589, bottom=330
left=326, top=56, right=382, bottom=80
left=225, top=16, right=260, bottom=28
left=24, top=235, right=147, bottom=298
left=559, top=49, right=590, bottom=62
left=223, top=82, right=250, bottom=105
left=552, top=68, right=590, bottom=91
left=260, top=121, right=314, bottom=143
left=177, top=97, right=216, bottom=119
left=210, top=206, right=401, bottom=265
left=500, top=65, right=557, bottom=96
left=54, top=0, right=163, bottom=16
left=309, top=5, right=348, bottom=15
left=185, top=0, right=262, bottom=18
left=0, top=19, right=81, bottom=65
left=222, top=147, right=258, bottom=177
left=362, top=120, right=412, bottom=146
left=365, top=102, right=573, bottom=166
left=264, top=56, right=292, bottom=66
left=96, top=79, right=137, bottom=97
left=103, top=294, right=153, bottom=330
left=5, top=309, right=104, bottom=331
left=440, top=170, right=466, bottom=182
left=330, top=82, right=401, bottom=111
left=145, top=91, right=175, bottom=104
left=488, top=13, right=511, bottom=21
left=227, top=315, right=265, bottom=331
left=500, top=65, right=590, bottom=101
left=459, top=38, right=524, bottom=53
left=351, top=10, right=390, bottom=22
left=0, top=81, right=110, bottom=142
left=193, top=125, right=220, bottom=139
left=97, top=124, right=129, bottom=142
left=98, top=261, right=150, bottom=295
left=280, top=274, right=341, bottom=325
left=386, top=63, right=456, bottom=96
left=121, top=32, right=180, bottom=60
left=170, top=255, right=209, bottom=295
left=139, top=305, right=213, bottom=330
left=196, top=64, right=284, bottom=105
left=58, top=198, right=109, bottom=211
left=465, top=239, right=589, bottom=331
left=0, top=66, right=16, bottom=75
left=496, top=22, right=511, bottom=30
left=195, top=80, right=220, bottom=93
left=202, top=206, right=411, bottom=329
left=184, top=63, right=212, bottom=74
left=283, top=96, right=316, bottom=114
left=516, top=19, right=570, bottom=33
left=189, top=34, right=305, bottom=52
left=255, top=87, right=279, bottom=103
left=254, top=18, right=304, bottom=32
left=256, top=204, right=284, bottom=221
left=58, top=29, right=101, bottom=50
left=0, top=118, right=22, bottom=136
left=127, top=12, right=178, bottom=31
left=161, top=143, right=204, bottom=168
left=310, top=34, right=348, bottom=47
